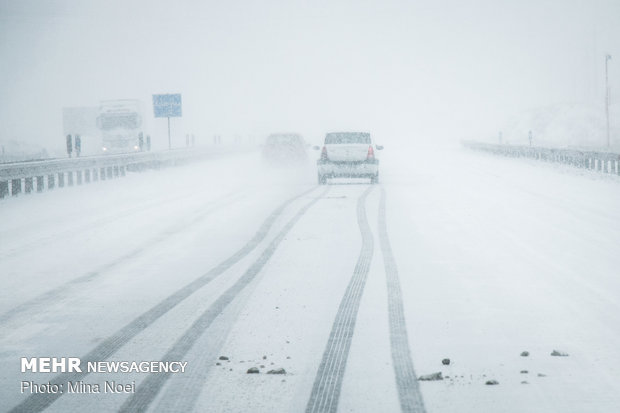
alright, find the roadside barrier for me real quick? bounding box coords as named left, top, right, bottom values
left=0, top=147, right=233, bottom=199
left=462, top=141, right=620, bottom=175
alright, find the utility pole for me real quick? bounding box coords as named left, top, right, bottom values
left=605, top=54, right=612, bottom=148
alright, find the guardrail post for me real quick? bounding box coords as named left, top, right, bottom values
left=58, top=172, right=65, bottom=187
left=76, top=170, right=82, bottom=185
left=48, top=174, right=55, bottom=190
left=0, top=181, right=8, bottom=198
left=67, top=171, right=74, bottom=186
left=25, top=177, right=34, bottom=194
left=36, top=176, right=44, bottom=192
left=11, top=178, right=22, bottom=196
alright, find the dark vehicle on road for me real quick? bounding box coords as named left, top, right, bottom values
left=261, top=133, right=308, bottom=164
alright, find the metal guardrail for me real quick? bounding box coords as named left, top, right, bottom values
left=0, top=147, right=234, bottom=199
left=462, top=141, right=620, bottom=176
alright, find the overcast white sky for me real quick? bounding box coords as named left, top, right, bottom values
left=1, top=0, right=619, bottom=151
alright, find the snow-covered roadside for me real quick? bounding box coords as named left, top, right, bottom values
left=384, top=145, right=620, bottom=412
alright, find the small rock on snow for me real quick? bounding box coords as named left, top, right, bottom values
left=520, top=370, right=528, bottom=374
left=247, top=367, right=260, bottom=374
left=442, top=358, right=451, bottom=365
left=219, top=356, right=229, bottom=361
left=551, top=350, right=569, bottom=357
left=267, top=368, right=287, bottom=375
left=419, top=372, right=443, bottom=381
left=485, top=380, right=499, bottom=385
left=520, top=351, right=530, bottom=357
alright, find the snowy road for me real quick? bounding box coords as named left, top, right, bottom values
left=1, top=146, right=620, bottom=412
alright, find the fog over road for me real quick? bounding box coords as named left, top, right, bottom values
left=1, top=146, right=619, bottom=412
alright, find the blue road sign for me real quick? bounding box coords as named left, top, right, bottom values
left=153, top=94, right=182, bottom=118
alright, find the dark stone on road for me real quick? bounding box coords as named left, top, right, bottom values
left=551, top=350, right=569, bottom=357
left=219, top=356, right=229, bottom=361
left=419, top=372, right=443, bottom=381
left=267, top=368, right=287, bottom=375
left=485, top=380, right=499, bottom=385
left=442, top=358, right=450, bottom=365
left=247, top=367, right=260, bottom=374
left=521, top=351, right=530, bottom=357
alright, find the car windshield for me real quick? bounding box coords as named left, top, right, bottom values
left=325, top=132, right=370, bottom=144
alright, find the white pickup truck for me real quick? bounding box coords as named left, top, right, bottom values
left=316, top=132, right=383, bottom=184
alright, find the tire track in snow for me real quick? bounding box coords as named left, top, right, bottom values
left=118, top=186, right=330, bottom=412
left=8, top=186, right=320, bottom=413
left=378, top=187, right=426, bottom=413
left=0, top=192, right=241, bottom=327
left=305, top=185, right=374, bottom=413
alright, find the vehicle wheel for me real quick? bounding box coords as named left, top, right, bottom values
left=370, top=173, right=379, bottom=184
left=318, top=174, right=327, bottom=185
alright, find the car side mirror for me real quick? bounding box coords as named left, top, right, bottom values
left=312, top=146, right=320, bottom=150
left=376, top=145, right=384, bottom=150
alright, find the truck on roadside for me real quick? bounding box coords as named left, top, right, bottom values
left=96, top=99, right=145, bottom=153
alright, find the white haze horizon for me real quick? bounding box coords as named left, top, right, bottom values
left=1, top=0, right=619, bottom=154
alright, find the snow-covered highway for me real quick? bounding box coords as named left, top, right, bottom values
left=1, top=146, right=620, bottom=413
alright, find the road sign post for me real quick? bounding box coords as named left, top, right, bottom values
left=152, top=94, right=182, bottom=150
left=66, top=135, right=73, bottom=158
